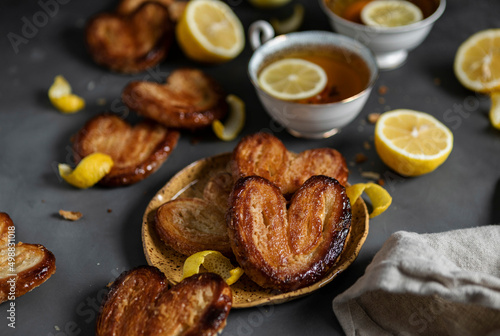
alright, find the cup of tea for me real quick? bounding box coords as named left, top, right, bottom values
left=319, top=0, right=446, bottom=70
left=248, top=21, right=378, bottom=139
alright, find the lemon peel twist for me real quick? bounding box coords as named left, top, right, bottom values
left=346, top=183, right=392, bottom=218
left=49, top=75, right=85, bottom=113
left=182, top=250, right=244, bottom=285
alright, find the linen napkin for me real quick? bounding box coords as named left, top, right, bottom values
left=333, top=225, right=500, bottom=336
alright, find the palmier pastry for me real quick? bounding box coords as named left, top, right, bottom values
left=227, top=175, right=351, bottom=292
left=0, top=213, right=56, bottom=303
left=72, top=113, right=179, bottom=187
left=96, top=266, right=232, bottom=336
left=85, top=2, right=174, bottom=73
left=122, top=68, right=228, bottom=130
left=155, top=173, right=234, bottom=256
left=116, top=0, right=187, bottom=22
left=231, top=132, right=348, bottom=195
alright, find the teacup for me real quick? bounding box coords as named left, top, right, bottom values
left=319, top=0, right=446, bottom=70
left=248, top=21, right=378, bottom=139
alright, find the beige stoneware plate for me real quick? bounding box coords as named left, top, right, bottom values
left=142, top=153, right=369, bottom=308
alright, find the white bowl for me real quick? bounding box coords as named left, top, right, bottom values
left=319, top=0, right=446, bottom=70
left=248, top=25, right=378, bottom=139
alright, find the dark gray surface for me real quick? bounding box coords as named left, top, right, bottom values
left=1, top=0, right=499, bottom=335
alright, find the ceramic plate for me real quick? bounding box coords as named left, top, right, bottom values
left=142, top=153, right=369, bottom=308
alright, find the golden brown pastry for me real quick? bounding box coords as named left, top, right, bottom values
left=96, top=266, right=232, bottom=336
left=0, top=213, right=56, bottom=303
left=122, top=68, right=228, bottom=130
left=155, top=199, right=231, bottom=256
left=72, top=113, right=179, bottom=187
left=231, top=132, right=349, bottom=196
left=227, top=175, right=351, bottom=292
left=155, top=172, right=234, bottom=257
left=85, top=2, right=174, bottom=73
left=116, top=0, right=187, bottom=22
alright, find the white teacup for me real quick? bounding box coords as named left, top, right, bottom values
left=319, top=0, right=446, bottom=70
left=248, top=21, right=378, bottom=139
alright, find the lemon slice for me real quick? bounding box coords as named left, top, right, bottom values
left=182, top=250, right=244, bottom=285
left=48, top=75, right=85, bottom=113
left=454, top=29, right=500, bottom=93
left=270, top=4, right=304, bottom=35
left=248, top=0, right=292, bottom=8
left=258, top=58, right=328, bottom=101
left=361, top=0, right=423, bottom=28
left=176, top=0, right=245, bottom=63
left=346, top=183, right=392, bottom=218
left=374, top=109, right=453, bottom=177
left=58, top=153, right=114, bottom=189
left=490, top=92, right=500, bottom=130
left=212, top=94, right=245, bottom=141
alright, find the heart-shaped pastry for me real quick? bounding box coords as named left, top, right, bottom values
left=155, top=172, right=234, bottom=256
left=231, top=132, right=348, bottom=196
left=72, top=113, right=179, bottom=187
left=0, top=213, right=56, bottom=303
left=96, top=266, right=232, bottom=336
left=116, top=0, right=186, bottom=22
left=227, top=175, right=351, bottom=292
left=122, top=68, right=228, bottom=129
left=85, top=2, right=174, bottom=73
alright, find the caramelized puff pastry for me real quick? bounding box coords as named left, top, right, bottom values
left=231, top=132, right=349, bottom=196
left=96, top=266, right=232, bottom=336
left=227, top=175, right=351, bottom=292
left=122, top=68, right=228, bottom=130
left=154, top=172, right=234, bottom=257
left=85, top=2, right=174, bottom=73
left=0, top=213, right=56, bottom=303
left=72, top=113, right=179, bottom=187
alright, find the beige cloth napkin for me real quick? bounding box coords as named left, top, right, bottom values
left=333, top=226, right=500, bottom=336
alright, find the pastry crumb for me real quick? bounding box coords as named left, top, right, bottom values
left=433, top=77, right=441, bottom=86
left=378, top=85, right=388, bottom=95
left=367, top=113, right=380, bottom=124
left=355, top=153, right=368, bottom=164
left=377, top=178, right=385, bottom=186
left=363, top=141, right=371, bottom=150
left=361, top=171, right=381, bottom=180
left=59, top=210, right=83, bottom=221
left=107, top=208, right=112, bottom=213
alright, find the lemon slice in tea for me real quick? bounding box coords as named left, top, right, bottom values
left=361, top=0, right=423, bottom=28
left=258, top=58, right=328, bottom=101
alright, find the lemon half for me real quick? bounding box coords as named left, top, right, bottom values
left=454, top=29, right=500, bottom=93
left=176, top=0, right=245, bottom=63
left=374, top=109, right=453, bottom=177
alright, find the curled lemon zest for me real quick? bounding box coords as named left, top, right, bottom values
left=346, top=183, right=392, bottom=218
left=270, top=4, right=305, bottom=35
left=182, top=250, right=244, bottom=285
left=212, top=94, right=245, bottom=141
left=49, top=75, right=85, bottom=113
left=58, top=153, right=113, bottom=189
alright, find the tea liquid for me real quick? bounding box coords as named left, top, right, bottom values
left=259, top=47, right=370, bottom=104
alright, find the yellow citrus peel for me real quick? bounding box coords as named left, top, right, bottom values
left=49, top=75, right=85, bottom=113
left=58, top=153, right=114, bottom=189
left=182, top=250, right=244, bottom=285
left=270, top=4, right=304, bottom=35
left=489, top=92, right=500, bottom=130
left=212, top=94, right=245, bottom=141
left=346, top=183, right=392, bottom=218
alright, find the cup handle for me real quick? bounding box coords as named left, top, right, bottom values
left=249, top=20, right=275, bottom=50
